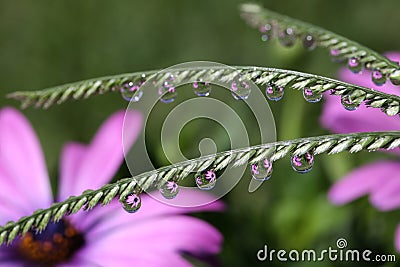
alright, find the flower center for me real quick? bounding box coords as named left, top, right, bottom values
left=17, top=219, right=85, bottom=266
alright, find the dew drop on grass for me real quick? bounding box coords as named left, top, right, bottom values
left=265, top=82, right=284, bottom=101
left=159, top=74, right=177, bottom=103
left=278, top=27, right=297, bottom=47
left=372, top=69, right=386, bottom=86
left=303, top=84, right=322, bottom=103
left=348, top=57, right=363, bottom=74
left=231, top=79, right=251, bottom=100
left=340, top=94, right=362, bottom=111
left=121, top=192, right=141, bottom=213
left=195, top=170, right=217, bottom=190
left=160, top=180, right=179, bottom=199
left=250, top=158, right=273, bottom=181
left=291, top=152, right=314, bottom=173
left=302, top=34, right=316, bottom=50
left=193, top=81, right=211, bottom=97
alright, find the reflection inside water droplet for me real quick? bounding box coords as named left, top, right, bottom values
left=265, top=82, right=284, bottom=101
left=121, top=192, right=141, bottom=213
left=291, top=152, right=314, bottom=173
left=372, top=69, right=386, bottom=86
left=231, top=78, right=251, bottom=100
left=193, top=81, right=211, bottom=97
left=160, top=180, right=179, bottom=199
left=251, top=158, right=273, bottom=181
left=195, top=170, right=217, bottom=190
left=159, top=74, right=177, bottom=103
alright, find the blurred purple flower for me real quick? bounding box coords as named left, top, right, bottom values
left=0, top=107, right=224, bottom=266
left=321, top=52, right=400, bottom=251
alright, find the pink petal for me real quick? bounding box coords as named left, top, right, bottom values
left=72, top=189, right=224, bottom=233
left=0, top=107, right=51, bottom=223
left=58, top=110, right=143, bottom=201
left=58, top=143, right=87, bottom=201
left=77, top=216, right=221, bottom=267
left=369, top=166, right=400, bottom=211
left=328, top=161, right=399, bottom=205
left=395, top=224, right=400, bottom=252
left=74, top=250, right=192, bottom=267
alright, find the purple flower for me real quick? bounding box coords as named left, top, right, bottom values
left=0, top=107, right=224, bottom=266
left=320, top=52, right=400, bottom=251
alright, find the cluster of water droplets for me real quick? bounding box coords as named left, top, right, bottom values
left=256, top=21, right=400, bottom=87
left=258, top=23, right=317, bottom=51
left=329, top=49, right=391, bottom=86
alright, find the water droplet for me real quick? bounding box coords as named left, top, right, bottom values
left=291, top=152, right=314, bottom=173
left=251, top=158, right=273, bottom=181
left=348, top=57, right=363, bottom=74
left=120, top=81, right=143, bottom=102
left=158, top=74, right=177, bottom=103
left=330, top=49, right=344, bottom=63
left=302, top=34, right=316, bottom=50
left=265, top=82, right=284, bottom=101
left=160, top=180, right=179, bottom=199
left=302, top=84, right=322, bottom=103
left=278, top=27, right=297, bottom=47
left=193, top=81, right=211, bottom=97
left=121, top=192, right=141, bottom=213
left=231, top=78, right=251, bottom=100
left=259, top=23, right=273, bottom=42
left=341, top=93, right=362, bottom=111
left=195, top=170, right=217, bottom=190
left=389, top=69, right=400, bottom=86
left=372, top=69, right=386, bottom=86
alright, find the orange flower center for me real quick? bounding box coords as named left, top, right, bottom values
left=17, top=219, right=85, bottom=266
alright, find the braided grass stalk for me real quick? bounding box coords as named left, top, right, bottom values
left=1, top=131, right=399, bottom=246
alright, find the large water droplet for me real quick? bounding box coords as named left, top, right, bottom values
left=259, top=23, right=274, bottom=42
left=291, top=152, right=314, bottom=173
left=121, top=192, right=141, bottom=213
left=160, top=180, right=179, bottom=199
left=302, top=34, right=316, bottom=50
left=195, top=170, right=216, bottom=190
left=372, top=69, right=386, bottom=86
left=158, top=75, right=177, bottom=103
left=341, top=93, right=362, bottom=111
left=278, top=27, right=297, bottom=47
left=348, top=57, right=363, bottom=74
left=265, top=82, right=284, bottom=101
left=302, top=84, right=322, bottom=103
left=193, top=81, right=211, bottom=97
left=231, top=79, right=251, bottom=100
left=251, top=158, right=273, bottom=181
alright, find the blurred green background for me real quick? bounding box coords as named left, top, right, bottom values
left=1, top=0, right=400, bottom=266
